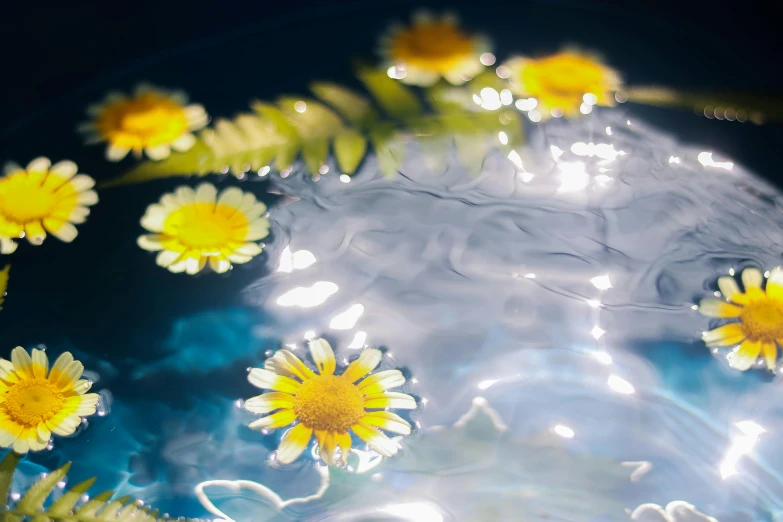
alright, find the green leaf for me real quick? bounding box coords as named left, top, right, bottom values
left=48, top=477, right=96, bottom=517
left=252, top=103, right=302, bottom=170
left=310, top=82, right=377, bottom=128
left=301, top=137, right=329, bottom=175
left=276, top=97, right=343, bottom=140
left=0, top=451, right=21, bottom=507
left=75, top=490, right=114, bottom=518
left=333, top=130, right=368, bottom=174
left=17, top=462, right=70, bottom=513
left=370, top=127, right=406, bottom=179
left=357, top=67, right=422, bottom=121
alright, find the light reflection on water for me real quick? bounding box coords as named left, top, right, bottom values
left=11, top=109, right=783, bottom=521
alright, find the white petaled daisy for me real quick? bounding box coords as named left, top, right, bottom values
left=245, top=338, right=416, bottom=466
left=138, top=183, right=269, bottom=275
left=0, top=157, right=98, bottom=254
left=380, top=11, right=489, bottom=86
left=80, top=84, right=209, bottom=162
left=700, top=266, right=783, bottom=371
left=0, top=347, right=100, bottom=454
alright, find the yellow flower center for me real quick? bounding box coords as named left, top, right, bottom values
left=391, top=22, right=474, bottom=72
left=163, top=203, right=246, bottom=252
left=96, top=93, right=188, bottom=149
left=741, top=298, right=783, bottom=342
left=0, top=175, right=57, bottom=224
left=294, top=375, right=365, bottom=432
left=2, top=379, right=65, bottom=428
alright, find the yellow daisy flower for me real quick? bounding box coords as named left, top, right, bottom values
left=245, top=338, right=416, bottom=465
left=0, top=347, right=99, bottom=454
left=503, top=51, right=621, bottom=119
left=80, top=84, right=209, bottom=162
left=380, top=12, right=489, bottom=86
left=138, top=183, right=269, bottom=275
left=0, top=157, right=98, bottom=253
left=700, top=267, right=783, bottom=371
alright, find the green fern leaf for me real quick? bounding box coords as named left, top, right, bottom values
left=17, top=463, right=70, bottom=513
left=0, top=451, right=21, bottom=507
left=310, top=82, right=378, bottom=127
left=333, top=129, right=368, bottom=174
left=357, top=67, right=422, bottom=121
left=75, top=490, right=113, bottom=518
left=47, top=478, right=95, bottom=517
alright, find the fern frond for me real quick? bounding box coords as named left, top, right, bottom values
left=0, top=452, right=203, bottom=522
left=104, top=69, right=524, bottom=186
left=0, top=264, right=10, bottom=311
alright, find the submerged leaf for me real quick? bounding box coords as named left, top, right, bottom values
left=357, top=67, right=422, bottom=121
left=0, top=264, right=9, bottom=311
left=310, top=82, right=378, bottom=128
left=0, top=451, right=21, bottom=507
left=333, top=130, right=368, bottom=174
left=17, top=463, right=70, bottom=513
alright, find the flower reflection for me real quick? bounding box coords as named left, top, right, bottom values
left=503, top=51, right=621, bottom=119
left=245, top=338, right=416, bottom=465
left=380, top=12, right=488, bottom=86
left=699, top=267, right=783, bottom=371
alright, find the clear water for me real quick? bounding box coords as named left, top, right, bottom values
left=6, top=107, right=783, bottom=522
left=2, top=7, right=783, bottom=522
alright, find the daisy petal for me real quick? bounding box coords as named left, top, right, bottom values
left=244, top=392, right=296, bottom=414
left=31, top=348, right=49, bottom=379
left=364, top=391, right=417, bottom=410
left=731, top=339, right=762, bottom=371
left=11, top=347, right=34, bottom=378
left=766, top=267, right=783, bottom=300
left=762, top=342, right=778, bottom=372
left=361, top=410, right=412, bottom=435
left=334, top=431, right=352, bottom=462
left=358, top=369, right=406, bottom=395
left=217, top=187, right=244, bottom=208
left=315, top=429, right=338, bottom=465
left=195, top=183, right=218, bottom=203
left=352, top=422, right=398, bottom=457
left=275, top=423, right=313, bottom=464
left=106, top=145, right=130, bottom=162
left=308, top=338, right=336, bottom=375
left=702, top=323, right=745, bottom=347
left=698, top=298, right=741, bottom=318
left=248, top=368, right=301, bottom=394
left=50, top=160, right=78, bottom=179
left=145, top=144, right=171, bottom=161
left=264, top=350, right=316, bottom=381
left=171, top=133, right=196, bottom=152
left=248, top=409, right=298, bottom=430
left=742, top=268, right=763, bottom=289
left=137, top=234, right=164, bottom=251
left=342, top=348, right=382, bottom=383
left=26, top=157, right=51, bottom=172
left=209, top=256, right=232, bottom=274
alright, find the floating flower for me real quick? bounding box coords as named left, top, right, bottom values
left=80, top=84, right=209, bottom=161
left=699, top=267, right=783, bottom=371
left=503, top=51, right=621, bottom=119
left=245, top=338, right=416, bottom=465
left=0, top=347, right=99, bottom=453
left=138, top=183, right=269, bottom=275
left=380, top=12, right=488, bottom=86
left=0, top=157, right=98, bottom=253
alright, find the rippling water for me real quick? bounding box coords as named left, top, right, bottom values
left=7, top=108, right=783, bottom=522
